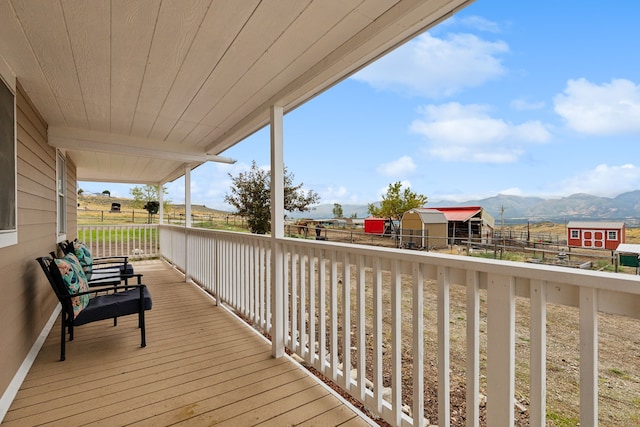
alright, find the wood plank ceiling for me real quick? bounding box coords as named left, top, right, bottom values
left=0, top=0, right=473, bottom=184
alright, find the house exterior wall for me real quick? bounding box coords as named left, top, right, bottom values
left=0, top=82, right=76, bottom=398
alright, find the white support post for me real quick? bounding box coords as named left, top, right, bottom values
left=270, top=105, right=285, bottom=358
left=412, top=263, right=425, bottom=427
left=466, top=271, right=480, bottom=427
left=487, top=273, right=516, bottom=427
left=158, top=184, right=164, bottom=225
left=530, top=280, right=547, bottom=427
left=184, top=166, right=191, bottom=283
left=391, top=260, right=402, bottom=425
left=437, top=266, right=450, bottom=426
left=580, top=287, right=598, bottom=427
left=185, top=167, right=192, bottom=228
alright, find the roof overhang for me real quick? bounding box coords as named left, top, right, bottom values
left=0, top=0, right=473, bottom=184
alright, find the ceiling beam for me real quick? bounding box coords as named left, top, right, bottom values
left=49, top=127, right=236, bottom=164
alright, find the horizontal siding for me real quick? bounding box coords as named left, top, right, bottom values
left=0, top=83, right=59, bottom=398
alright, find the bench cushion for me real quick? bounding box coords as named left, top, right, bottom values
left=73, top=287, right=153, bottom=326
left=72, top=240, right=94, bottom=279
left=55, top=253, right=90, bottom=318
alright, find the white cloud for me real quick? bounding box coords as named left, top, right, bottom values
left=410, top=102, right=550, bottom=163
left=558, top=164, right=640, bottom=197
left=351, top=32, right=508, bottom=98
left=435, top=15, right=502, bottom=34
left=554, top=78, right=640, bottom=135
left=319, top=186, right=349, bottom=204
left=511, top=98, right=545, bottom=111
left=165, top=162, right=247, bottom=209
left=456, top=16, right=502, bottom=33
left=498, top=187, right=525, bottom=196
left=376, top=156, right=416, bottom=177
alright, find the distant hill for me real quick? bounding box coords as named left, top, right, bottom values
left=79, top=195, right=227, bottom=215
left=81, top=191, right=640, bottom=225
left=293, top=204, right=373, bottom=220
left=292, top=191, right=640, bottom=225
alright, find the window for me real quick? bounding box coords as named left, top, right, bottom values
left=0, top=71, right=16, bottom=248
left=607, top=230, right=618, bottom=241
left=57, top=150, right=67, bottom=239
left=570, top=230, right=579, bottom=239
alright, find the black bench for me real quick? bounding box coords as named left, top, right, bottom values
left=36, top=256, right=152, bottom=361
left=58, top=239, right=134, bottom=280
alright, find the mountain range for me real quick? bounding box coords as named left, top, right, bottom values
left=292, top=191, right=640, bottom=225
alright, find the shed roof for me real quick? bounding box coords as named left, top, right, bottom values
left=567, top=221, right=625, bottom=229
left=407, top=209, right=447, bottom=224
left=431, top=206, right=483, bottom=222
left=615, top=243, right=640, bottom=254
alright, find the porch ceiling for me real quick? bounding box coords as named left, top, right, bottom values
left=0, top=0, right=472, bottom=184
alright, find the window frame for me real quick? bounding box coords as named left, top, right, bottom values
left=570, top=229, right=579, bottom=239
left=607, top=230, right=618, bottom=241
left=56, top=150, right=67, bottom=242
left=0, top=61, right=17, bottom=249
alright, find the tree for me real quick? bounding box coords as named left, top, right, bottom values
left=143, top=201, right=160, bottom=223
left=225, top=161, right=319, bottom=234
left=130, top=184, right=169, bottom=209
left=332, top=203, right=343, bottom=218
left=367, top=181, right=427, bottom=220
left=102, top=190, right=110, bottom=197
left=77, top=188, right=84, bottom=196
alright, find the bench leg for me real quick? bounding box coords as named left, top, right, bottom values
left=139, top=310, right=146, bottom=347
left=60, top=319, right=66, bottom=362
left=139, top=287, right=146, bottom=347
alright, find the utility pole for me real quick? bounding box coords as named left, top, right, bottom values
left=501, top=205, right=505, bottom=251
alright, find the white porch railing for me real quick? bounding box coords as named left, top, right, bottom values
left=77, top=224, right=159, bottom=259
left=157, top=224, right=640, bottom=426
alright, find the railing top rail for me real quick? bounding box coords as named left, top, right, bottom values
left=159, top=225, right=640, bottom=296
left=279, top=235, right=640, bottom=294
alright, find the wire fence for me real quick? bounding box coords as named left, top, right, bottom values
left=78, top=208, right=246, bottom=228
left=77, top=212, right=626, bottom=271
left=285, top=224, right=622, bottom=270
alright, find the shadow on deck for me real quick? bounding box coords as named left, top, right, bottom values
left=3, top=260, right=375, bottom=426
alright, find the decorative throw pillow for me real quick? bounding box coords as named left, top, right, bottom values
left=73, top=239, right=93, bottom=279
left=55, top=253, right=90, bottom=318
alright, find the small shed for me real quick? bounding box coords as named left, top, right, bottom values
left=566, top=221, right=625, bottom=250
left=400, top=209, right=448, bottom=249
left=364, top=217, right=386, bottom=235
left=432, top=206, right=495, bottom=245
left=614, top=243, right=640, bottom=273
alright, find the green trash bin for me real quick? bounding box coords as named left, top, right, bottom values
left=619, top=254, right=639, bottom=267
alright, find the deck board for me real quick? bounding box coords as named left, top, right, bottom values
left=3, top=260, right=374, bottom=427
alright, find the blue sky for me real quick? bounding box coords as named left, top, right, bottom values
left=81, top=1, right=640, bottom=211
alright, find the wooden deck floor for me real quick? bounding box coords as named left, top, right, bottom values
left=3, top=260, right=375, bottom=426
